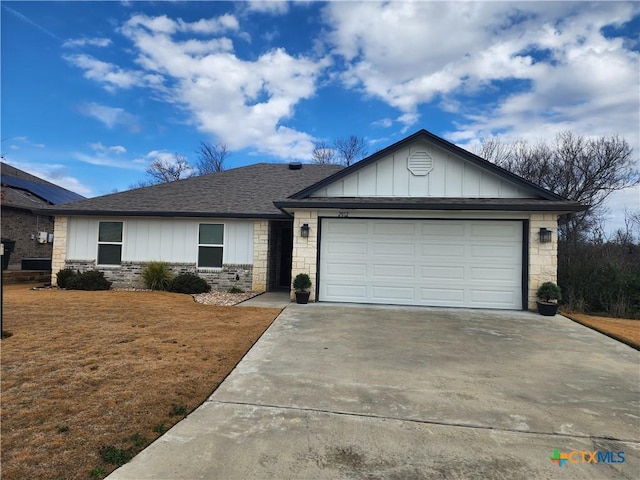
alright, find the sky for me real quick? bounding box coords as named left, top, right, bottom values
left=1, top=1, right=639, bottom=233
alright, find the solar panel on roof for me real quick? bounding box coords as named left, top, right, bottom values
left=1, top=175, right=84, bottom=204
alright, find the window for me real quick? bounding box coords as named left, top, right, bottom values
left=98, top=222, right=123, bottom=265
left=198, top=224, right=224, bottom=268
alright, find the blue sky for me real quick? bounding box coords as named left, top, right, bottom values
left=2, top=1, right=639, bottom=232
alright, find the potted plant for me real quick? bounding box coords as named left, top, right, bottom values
left=536, top=282, right=562, bottom=316
left=293, top=273, right=312, bottom=304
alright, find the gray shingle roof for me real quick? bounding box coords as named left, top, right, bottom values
left=42, top=163, right=343, bottom=218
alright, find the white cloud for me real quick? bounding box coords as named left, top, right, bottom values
left=62, top=37, right=112, bottom=48
left=64, top=53, right=164, bottom=92
left=116, top=13, right=328, bottom=159
left=245, top=1, right=290, bottom=15
left=8, top=161, right=93, bottom=196
left=90, top=142, right=127, bottom=154
left=73, top=152, right=144, bottom=171
left=78, top=102, right=139, bottom=131
left=324, top=1, right=640, bottom=152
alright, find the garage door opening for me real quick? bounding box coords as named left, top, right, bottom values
left=318, top=218, right=524, bottom=310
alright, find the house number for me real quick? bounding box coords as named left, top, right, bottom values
left=338, top=211, right=349, bottom=218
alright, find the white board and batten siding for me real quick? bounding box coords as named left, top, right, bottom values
left=319, top=218, right=523, bottom=309
left=311, top=141, right=531, bottom=199
left=67, top=217, right=254, bottom=265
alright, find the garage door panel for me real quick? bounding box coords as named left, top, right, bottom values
left=471, top=244, right=520, bottom=259
left=326, top=221, right=369, bottom=235
left=420, top=244, right=465, bottom=258
left=469, top=289, right=518, bottom=307
left=326, top=284, right=367, bottom=300
left=326, top=263, right=367, bottom=278
left=471, top=223, right=520, bottom=238
left=471, top=266, right=519, bottom=282
left=421, top=266, right=465, bottom=280
left=420, top=287, right=465, bottom=304
left=374, top=222, right=415, bottom=236
left=373, top=242, right=415, bottom=256
left=421, top=223, right=465, bottom=236
left=372, top=285, right=415, bottom=301
left=373, top=264, right=415, bottom=278
left=326, top=241, right=368, bottom=255
left=320, top=219, right=522, bottom=309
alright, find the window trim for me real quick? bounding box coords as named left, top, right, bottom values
left=97, top=221, right=123, bottom=266
left=197, top=223, right=225, bottom=269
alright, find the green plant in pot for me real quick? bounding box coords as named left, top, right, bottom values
left=293, top=273, right=312, bottom=304
left=536, top=282, right=562, bottom=316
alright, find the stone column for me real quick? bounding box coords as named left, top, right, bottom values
left=51, top=216, right=68, bottom=285
left=252, top=220, right=269, bottom=292
left=291, top=211, right=318, bottom=301
left=528, top=213, right=558, bottom=309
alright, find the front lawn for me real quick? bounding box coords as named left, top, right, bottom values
left=563, top=312, right=639, bottom=350
left=0, top=284, right=280, bottom=479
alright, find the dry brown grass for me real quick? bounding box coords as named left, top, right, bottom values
left=0, top=284, right=280, bottom=479
left=563, top=312, right=640, bottom=349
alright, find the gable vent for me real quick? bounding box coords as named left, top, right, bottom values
left=407, top=151, right=433, bottom=176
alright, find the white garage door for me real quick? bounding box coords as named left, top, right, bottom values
left=319, top=218, right=523, bottom=309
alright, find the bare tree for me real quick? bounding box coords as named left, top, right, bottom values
left=476, top=131, right=638, bottom=242
left=196, top=142, right=228, bottom=174
left=312, top=139, right=336, bottom=164
left=145, top=153, right=195, bottom=184
left=334, top=135, right=368, bottom=166
left=312, top=135, right=368, bottom=166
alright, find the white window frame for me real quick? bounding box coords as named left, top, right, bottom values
left=197, top=223, right=224, bottom=270
left=97, top=221, right=123, bottom=266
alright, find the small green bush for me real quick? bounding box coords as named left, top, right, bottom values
left=142, top=261, right=174, bottom=291
left=98, top=445, right=131, bottom=466
left=67, top=270, right=112, bottom=291
left=293, top=273, right=311, bottom=291
left=537, top=282, right=562, bottom=303
left=228, top=286, right=245, bottom=294
left=56, top=268, right=77, bottom=288
left=169, top=273, right=211, bottom=294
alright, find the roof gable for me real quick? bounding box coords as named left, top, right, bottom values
left=290, top=130, right=566, bottom=201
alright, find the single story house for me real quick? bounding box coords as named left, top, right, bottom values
left=43, top=130, right=583, bottom=310
left=1, top=161, right=84, bottom=270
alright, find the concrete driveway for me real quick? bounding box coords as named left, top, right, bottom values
left=109, top=304, right=639, bottom=479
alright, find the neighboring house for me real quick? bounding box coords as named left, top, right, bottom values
left=43, top=130, right=583, bottom=310
left=1, top=162, right=84, bottom=270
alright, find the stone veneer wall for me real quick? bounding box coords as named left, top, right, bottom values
left=252, top=220, right=268, bottom=291
left=528, top=213, right=558, bottom=310
left=50, top=216, right=68, bottom=285
left=62, top=260, right=253, bottom=291
left=291, top=211, right=318, bottom=301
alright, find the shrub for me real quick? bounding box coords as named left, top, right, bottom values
left=67, top=270, right=112, bottom=291
left=228, top=286, right=245, bottom=294
left=56, top=268, right=77, bottom=288
left=142, top=261, right=174, bottom=291
left=169, top=273, right=211, bottom=294
left=293, top=273, right=311, bottom=291
left=537, top=282, right=561, bottom=303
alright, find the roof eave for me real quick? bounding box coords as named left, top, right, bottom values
left=273, top=200, right=586, bottom=214
left=35, top=209, right=291, bottom=219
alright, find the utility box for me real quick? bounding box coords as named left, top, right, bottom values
left=37, top=232, right=48, bottom=244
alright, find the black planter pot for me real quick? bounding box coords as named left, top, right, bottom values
left=295, top=291, right=310, bottom=304
left=537, top=301, right=559, bottom=316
